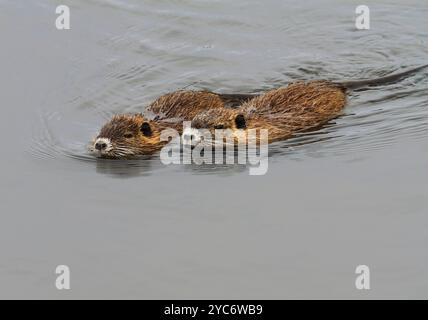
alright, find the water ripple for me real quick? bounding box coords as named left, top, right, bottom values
left=28, top=0, right=428, bottom=176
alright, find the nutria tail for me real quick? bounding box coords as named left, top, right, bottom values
left=337, top=64, right=428, bottom=90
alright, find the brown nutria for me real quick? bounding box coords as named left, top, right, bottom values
left=144, top=90, right=255, bottom=120
left=91, top=65, right=427, bottom=158
left=187, top=81, right=346, bottom=143
left=89, top=114, right=181, bottom=158
left=187, top=64, right=428, bottom=143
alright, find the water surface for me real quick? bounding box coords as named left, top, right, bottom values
left=0, top=0, right=427, bottom=298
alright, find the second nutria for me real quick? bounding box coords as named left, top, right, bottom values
left=186, top=81, right=346, bottom=143
left=186, top=65, right=428, bottom=143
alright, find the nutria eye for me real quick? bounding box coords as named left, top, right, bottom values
left=124, top=133, right=133, bottom=139
left=214, top=124, right=224, bottom=129
left=141, top=122, right=152, bottom=136
left=235, top=114, right=246, bottom=129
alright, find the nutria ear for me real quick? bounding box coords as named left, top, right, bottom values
left=235, top=114, right=246, bottom=129
left=140, top=122, right=152, bottom=136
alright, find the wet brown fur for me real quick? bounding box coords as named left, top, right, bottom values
left=144, top=90, right=255, bottom=120
left=191, top=81, right=347, bottom=143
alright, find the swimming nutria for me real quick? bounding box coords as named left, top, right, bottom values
left=90, top=91, right=254, bottom=158
left=89, top=114, right=182, bottom=158
left=186, top=81, right=346, bottom=143
left=91, top=65, right=427, bottom=158
left=186, top=65, right=428, bottom=143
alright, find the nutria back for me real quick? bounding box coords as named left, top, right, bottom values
left=242, top=81, right=346, bottom=140
left=242, top=81, right=345, bottom=116
left=144, top=90, right=256, bottom=121
left=186, top=81, right=346, bottom=144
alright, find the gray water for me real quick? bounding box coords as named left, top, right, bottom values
left=0, top=0, right=427, bottom=299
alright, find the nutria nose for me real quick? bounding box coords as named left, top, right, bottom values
left=95, top=142, right=107, bottom=150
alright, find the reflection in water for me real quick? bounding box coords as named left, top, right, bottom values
left=95, top=158, right=155, bottom=178
left=94, top=148, right=263, bottom=177
left=182, top=163, right=248, bottom=176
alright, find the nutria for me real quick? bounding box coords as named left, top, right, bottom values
left=186, top=65, right=428, bottom=143
left=91, top=65, right=427, bottom=158
left=187, top=81, right=346, bottom=143
left=89, top=114, right=182, bottom=158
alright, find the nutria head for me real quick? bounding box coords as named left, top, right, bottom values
left=184, top=108, right=291, bottom=145
left=89, top=114, right=170, bottom=158
left=181, top=108, right=249, bottom=145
